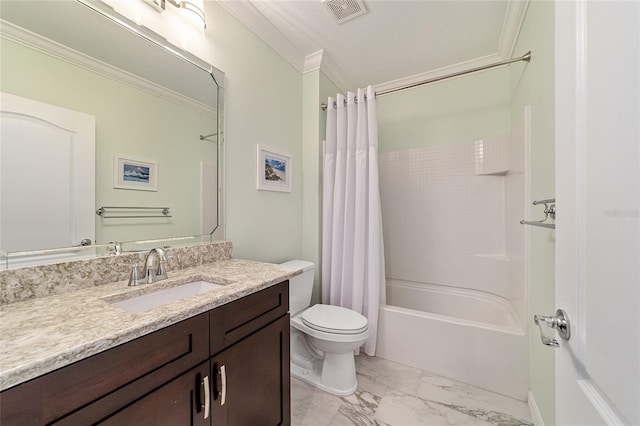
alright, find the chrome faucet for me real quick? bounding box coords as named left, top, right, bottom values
left=142, top=248, right=168, bottom=284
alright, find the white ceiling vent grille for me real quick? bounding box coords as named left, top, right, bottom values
left=322, top=0, right=367, bottom=25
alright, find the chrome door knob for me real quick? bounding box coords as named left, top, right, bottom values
left=534, top=309, right=571, bottom=347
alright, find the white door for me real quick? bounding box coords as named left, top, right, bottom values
left=0, top=92, right=95, bottom=256
left=554, top=1, right=639, bottom=425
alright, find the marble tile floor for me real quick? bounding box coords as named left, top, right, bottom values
left=291, top=354, right=533, bottom=426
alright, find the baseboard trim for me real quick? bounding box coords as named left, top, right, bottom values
left=528, top=390, right=546, bottom=426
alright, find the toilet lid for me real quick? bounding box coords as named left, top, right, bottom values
left=301, top=304, right=368, bottom=335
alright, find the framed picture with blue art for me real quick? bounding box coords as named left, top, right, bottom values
left=256, top=144, right=292, bottom=192
left=113, top=155, right=158, bottom=191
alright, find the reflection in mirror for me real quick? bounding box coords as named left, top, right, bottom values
left=0, top=0, right=224, bottom=269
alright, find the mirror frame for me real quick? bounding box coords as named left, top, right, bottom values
left=0, top=0, right=225, bottom=268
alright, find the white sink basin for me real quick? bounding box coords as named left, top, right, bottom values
left=110, top=281, right=224, bottom=313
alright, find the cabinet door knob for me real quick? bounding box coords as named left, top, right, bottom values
left=202, top=375, right=210, bottom=419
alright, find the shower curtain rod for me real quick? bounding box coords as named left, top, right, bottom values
left=321, top=51, right=531, bottom=110
left=377, top=51, right=531, bottom=96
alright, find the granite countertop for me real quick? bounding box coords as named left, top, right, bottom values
left=0, top=258, right=299, bottom=391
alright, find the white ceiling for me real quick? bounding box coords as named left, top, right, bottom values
left=216, top=0, right=529, bottom=91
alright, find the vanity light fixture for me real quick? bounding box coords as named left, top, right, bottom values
left=177, top=0, right=206, bottom=28
left=143, top=0, right=206, bottom=29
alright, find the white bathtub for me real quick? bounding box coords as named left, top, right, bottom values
left=376, top=279, right=528, bottom=400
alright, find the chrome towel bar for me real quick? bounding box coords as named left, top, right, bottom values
left=96, top=206, right=171, bottom=219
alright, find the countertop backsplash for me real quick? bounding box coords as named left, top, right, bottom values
left=0, top=241, right=233, bottom=305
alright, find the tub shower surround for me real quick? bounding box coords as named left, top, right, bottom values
left=0, top=241, right=233, bottom=305
left=379, top=130, right=525, bottom=319
left=377, top=119, right=528, bottom=399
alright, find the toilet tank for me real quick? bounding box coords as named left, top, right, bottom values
left=279, top=260, right=315, bottom=316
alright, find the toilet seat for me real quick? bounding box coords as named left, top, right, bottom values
left=301, top=304, right=368, bottom=335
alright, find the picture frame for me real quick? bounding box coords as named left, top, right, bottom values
left=256, top=145, right=292, bottom=192
left=113, top=155, right=158, bottom=191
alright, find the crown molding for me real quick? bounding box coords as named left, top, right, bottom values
left=302, top=50, right=351, bottom=93
left=0, top=20, right=215, bottom=116
left=303, top=50, right=324, bottom=73
left=216, top=0, right=305, bottom=72
left=497, top=0, right=530, bottom=58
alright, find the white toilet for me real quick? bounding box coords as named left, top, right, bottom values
left=280, top=260, right=369, bottom=396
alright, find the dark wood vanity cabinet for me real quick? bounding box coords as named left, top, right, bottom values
left=209, top=281, right=291, bottom=426
left=210, top=316, right=290, bottom=426
left=0, top=281, right=290, bottom=426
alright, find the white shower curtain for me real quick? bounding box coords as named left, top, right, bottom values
left=322, top=85, right=386, bottom=356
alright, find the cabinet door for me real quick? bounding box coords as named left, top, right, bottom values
left=211, top=316, right=290, bottom=426
left=97, top=362, right=211, bottom=426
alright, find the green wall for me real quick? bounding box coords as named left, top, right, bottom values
left=511, top=1, right=556, bottom=424
left=377, top=68, right=512, bottom=152
left=205, top=2, right=303, bottom=262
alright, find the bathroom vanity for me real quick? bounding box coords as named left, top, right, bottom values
left=0, top=251, right=296, bottom=425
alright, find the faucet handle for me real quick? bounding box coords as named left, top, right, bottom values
left=154, top=249, right=170, bottom=280
left=118, top=261, right=142, bottom=286
left=156, top=259, right=168, bottom=280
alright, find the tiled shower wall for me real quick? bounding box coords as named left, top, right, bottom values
left=379, top=114, right=526, bottom=324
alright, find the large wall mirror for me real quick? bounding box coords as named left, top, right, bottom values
left=0, top=0, right=224, bottom=269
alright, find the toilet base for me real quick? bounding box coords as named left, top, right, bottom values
left=289, top=308, right=368, bottom=397
left=291, top=359, right=358, bottom=396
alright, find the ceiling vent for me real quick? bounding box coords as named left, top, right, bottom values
left=322, top=0, right=367, bottom=25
